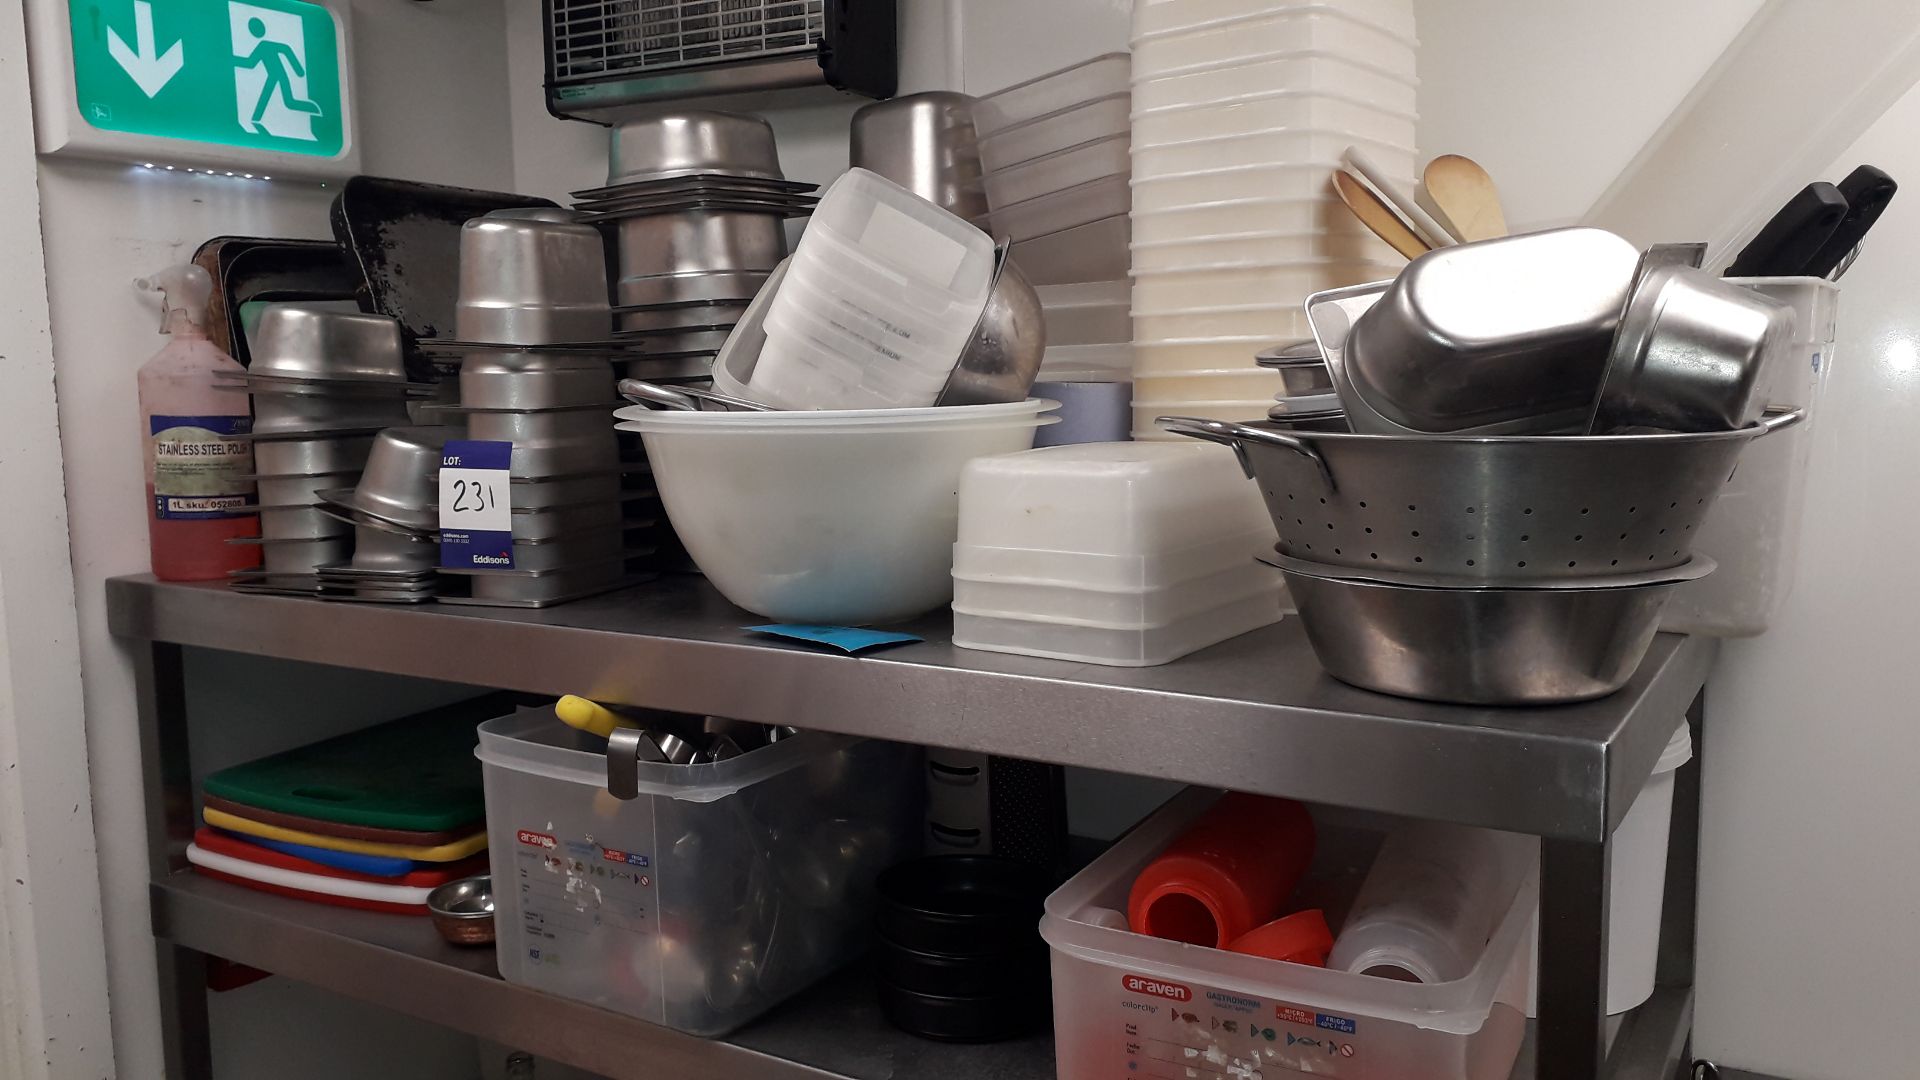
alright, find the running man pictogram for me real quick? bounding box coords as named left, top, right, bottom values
left=236, top=14, right=321, bottom=132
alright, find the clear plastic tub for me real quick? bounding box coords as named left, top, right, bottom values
left=761, top=307, right=956, bottom=397
left=1132, top=53, right=1419, bottom=116
left=1136, top=368, right=1291, bottom=400
left=1043, top=788, right=1535, bottom=1080
left=982, top=133, right=1130, bottom=211
left=804, top=167, right=996, bottom=295
left=1131, top=261, right=1397, bottom=310
left=750, top=329, right=945, bottom=410
left=1040, top=341, right=1135, bottom=381
left=953, top=584, right=1281, bottom=666
left=1038, top=280, right=1131, bottom=345
left=1132, top=228, right=1399, bottom=271
left=1008, top=215, right=1132, bottom=285
left=1134, top=129, right=1417, bottom=180
left=974, top=53, right=1131, bottom=137
left=956, top=442, right=1272, bottom=556
left=479, top=707, right=921, bottom=1036
left=955, top=560, right=1282, bottom=627
left=954, top=527, right=1276, bottom=592
left=1133, top=305, right=1318, bottom=345
left=1133, top=196, right=1354, bottom=243
left=1660, top=277, right=1839, bottom=636
left=1134, top=0, right=1418, bottom=45
left=794, top=226, right=986, bottom=323
left=1132, top=91, right=1417, bottom=147
left=777, top=269, right=972, bottom=371
left=1132, top=164, right=1352, bottom=209
left=1131, top=11, right=1417, bottom=78
left=987, top=174, right=1131, bottom=244
left=979, top=93, right=1131, bottom=175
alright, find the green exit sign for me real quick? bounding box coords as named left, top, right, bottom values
left=65, top=0, right=347, bottom=159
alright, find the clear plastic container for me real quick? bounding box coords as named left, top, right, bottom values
left=1328, top=821, right=1534, bottom=984
left=749, top=330, right=944, bottom=410
left=1133, top=195, right=1354, bottom=243
left=1132, top=52, right=1419, bottom=116
left=1038, top=280, right=1131, bottom=345
left=1132, top=228, right=1399, bottom=271
left=1133, top=305, right=1318, bottom=345
left=953, top=584, right=1282, bottom=666
left=974, top=53, right=1132, bottom=137
left=987, top=174, right=1131, bottom=242
left=982, top=133, right=1131, bottom=211
left=955, top=559, right=1283, bottom=630
left=1660, top=277, right=1840, bottom=636
left=1132, top=91, right=1417, bottom=148
left=1132, top=163, right=1355, bottom=209
left=1043, top=788, right=1534, bottom=1080
left=1133, top=129, right=1418, bottom=180
left=1008, top=215, right=1132, bottom=285
left=1131, top=261, right=1398, bottom=310
left=956, top=441, right=1272, bottom=556
left=979, top=93, right=1131, bottom=175
left=954, top=522, right=1274, bottom=586
left=803, top=168, right=997, bottom=296
left=1134, top=0, right=1418, bottom=45
left=479, top=708, right=922, bottom=1036
left=1040, top=341, right=1135, bottom=381
left=1136, top=368, right=1291, bottom=400
left=776, top=269, right=971, bottom=371
left=794, top=226, right=986, bottom=323
left=1131, top=11, right=1417, bottom=78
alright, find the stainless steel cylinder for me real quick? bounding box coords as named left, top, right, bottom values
left=851, top=92, right=989, bottom=220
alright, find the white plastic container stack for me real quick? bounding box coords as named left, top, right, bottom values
left=950, top=442, right=1285, bottom=666
left=974, top=54, right=1137, bottom=406
left=478, top=707, right=922, bottom=1036
left=1043, top=789, right=1538, bottom=1080
left=752, top=168, right=997, bottom=410
left=1129, top=0, right=1419, bottom=438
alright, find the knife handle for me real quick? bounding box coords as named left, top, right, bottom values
left=1724, top=182, right=1848, bottom=277
left=1802, top=164, right=1897, bottom=277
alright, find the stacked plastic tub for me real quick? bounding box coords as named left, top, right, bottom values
left=1128, top=0, right=1419, bottom=437
left=974, top=55, right=1137, bottom=441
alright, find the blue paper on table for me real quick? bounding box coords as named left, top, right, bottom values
left=217, top=830, right=416, bottom=878
left=746, top=625, right=923, bottom=654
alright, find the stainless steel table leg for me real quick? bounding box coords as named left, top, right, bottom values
left=1538, top=836, right=1612, bottom=1079
left=136, top=642, right=213, bottom=1078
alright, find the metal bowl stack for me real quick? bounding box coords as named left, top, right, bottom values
left=578, top=111, right=819, bottom=383
left=220, top=305, right=429, bottom=596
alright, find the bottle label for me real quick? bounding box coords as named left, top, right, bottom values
left=151, top=415, right=257, bottom=520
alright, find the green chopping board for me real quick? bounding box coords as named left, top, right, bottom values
left=202, top=696, right=511, bottom=832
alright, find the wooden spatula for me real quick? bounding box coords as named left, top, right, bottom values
left=1420, top=155, right=1508, bottom=241
left=1332, top=169, right=1428, bottom=260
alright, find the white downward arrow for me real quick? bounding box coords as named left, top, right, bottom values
left=106, top=0, right=185, bottom=98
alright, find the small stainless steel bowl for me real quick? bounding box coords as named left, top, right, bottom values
left=937, top=247, right=1046, bottom=406
left=459, top=351, right=614, bottom=412
left=1591, top=265, right=1793, bottom=433
left=615, top=209, right=789, bottom=281
left=618, top=269, right=771, bottom=308
left=1255, top=340, right=1335, bottom=396
left=252, top=436, right=376, bottom=477
left=351, top=427, right=450, bottom=529
left=456, top=210, right=612, bottom=346
left=251, top=307, right=409, bottom=382
left=1270, top=551, right=1715, bottom=705
left=426, top=875, right=496, bottom=947
left=609, top=111, right=782, bottom=184
left=851, top=92, right=989, bottom=220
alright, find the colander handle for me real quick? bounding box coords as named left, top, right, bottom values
left=1753, top=405, right=1806, bottom=437
left=1153, top=416, right=1335, bottom=488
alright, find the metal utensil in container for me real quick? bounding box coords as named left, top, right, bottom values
left=851, top=92, right=990, bottom=220
left=1336, top=227, right=1641, bottom=433
left=1265, top=551, right=1717, bottom=705
left=1155, top=410, right=1802, bottom=583
left=456, top=210, right=611, bottom=346
left=1589, top=266, right=1793, bottom=433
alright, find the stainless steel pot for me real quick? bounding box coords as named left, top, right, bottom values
left=1157, top=409, right=1801, bottom=583
left=851, top=92, right=989, bottom=220
left=1266, top=551, right=1715, bottom=705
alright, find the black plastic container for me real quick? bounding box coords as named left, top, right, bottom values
left=876, top=980, right=1050, bottom=1044
left=875, top=855, right=1054, bottom=956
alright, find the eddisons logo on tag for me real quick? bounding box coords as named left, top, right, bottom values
left=1122, top=973, right=1192, bottom=1002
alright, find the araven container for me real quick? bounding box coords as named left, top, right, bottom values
left=1131, top=11, right=1417, bottom=79
left=982, top=134, right=1131, bottom=212
left=1134, top=0, right=1418, bottom=46
left=978, top=93, right=1131, bottom=175
left=954, top=559, right=1283, bottom=627
left=988, top=174, right=1131, bottom=243
left=952, top=584, right=1282, bottom=666
left=479, top=707, right=921, bottom=1036
left=974, top=53, right=1132, bottom=137
left=1042, top=788, right=1535, bottom=1080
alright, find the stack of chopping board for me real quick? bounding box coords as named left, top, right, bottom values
left=187, top=701, right=499, bottom=915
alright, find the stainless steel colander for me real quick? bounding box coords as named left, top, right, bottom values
left=1157, top=409, right=1802, bottom=583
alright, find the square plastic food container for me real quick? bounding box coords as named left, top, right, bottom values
left=1038, top=280, right=1131, bottom=345
left=956, top=442, right=1272, bottom=557
left=1133, top=196, right=1358, bottom=243
left=1042, top=788, right=1535, bottom=1080
left=1131, top=164, right=1358, bottom=210
left=988, top=174, right=1131, bottom=242
left=1130, top=11, right=1418, bottom=78
left=479, top=708, right=922, bottom=1036
left=974, top=53, right=1132, bottom=136
left=979, top=93, right=1131, bottom=175
left=1131, top=229, right=1400, bottom=272
left=1133, top=306, right=1318, bottom=345
left=954, top=554, right=1282, bottom=625
left=1134, top=0, right=1418, bottom=44
left=1133, top=129, right=1417, bottom=181
left=983, top=133, right=1131, bottom=211
left=1040, top=341, right=1135, bottom=381
left=1131, top=261, right=1398, bottom=310
left=1009, top=215, right=1132, bottom=285
left=952, top=585, right=1282, bottom=666
left=1131, top=92, right=1417, bottom=150
left=804, top=167, right=997, bottom=296
left=1131, top=53, right=1419, bottom=116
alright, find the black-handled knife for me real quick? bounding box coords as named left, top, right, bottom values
left=1801, top=164, right=1897, bottom=278
left=1724, top=182, right=1849, bottom=277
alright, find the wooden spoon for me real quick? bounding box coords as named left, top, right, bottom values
left=1331, top=169, right=1428, bottom=260
left=1421, top=154, right=1508, bottom=241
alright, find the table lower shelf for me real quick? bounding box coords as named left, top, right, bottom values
left=152, top=872, right=1691, bottom=1080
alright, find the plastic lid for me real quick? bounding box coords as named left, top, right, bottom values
left=1656, top=719, right=1694, bottom=774
left=1227, top=908, right=1335, bottom=966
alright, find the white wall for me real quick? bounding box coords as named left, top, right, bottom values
left=34, top=1, right=516, bottom=1075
